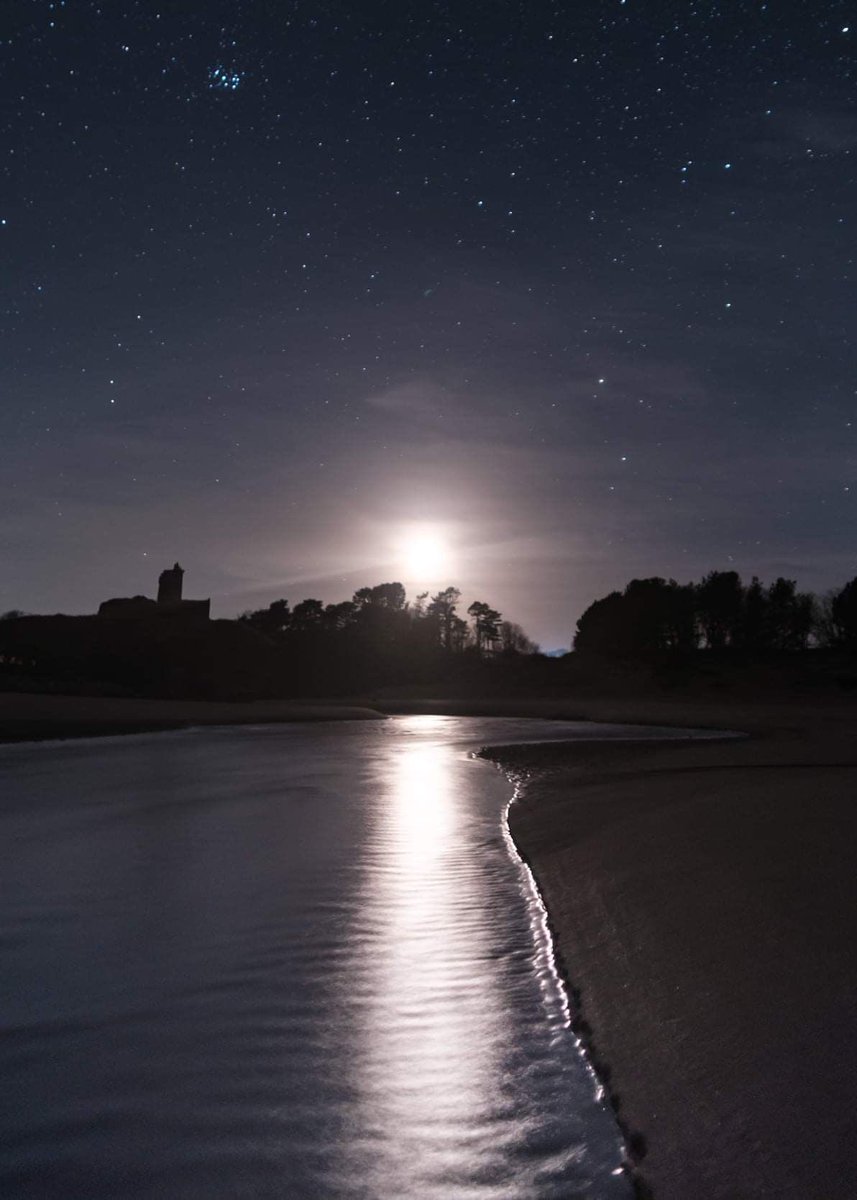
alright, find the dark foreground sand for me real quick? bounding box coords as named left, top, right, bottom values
left=0, top=692, right=384, bottom=741
left=483, top=698, right=857, bottom=1200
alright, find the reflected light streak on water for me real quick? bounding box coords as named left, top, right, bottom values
left=0, top=717, right=658, bottom=1198
left=353, top=740, right=507, bottom=1196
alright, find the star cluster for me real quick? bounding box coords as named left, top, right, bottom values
left=1, top=1, right=855, bottom=646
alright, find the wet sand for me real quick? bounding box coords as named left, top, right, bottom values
left=484, top=699, right=857, bottom=1199
left=0, top=692, right=384, bottom=741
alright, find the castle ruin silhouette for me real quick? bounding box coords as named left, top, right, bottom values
left=98, top=563, right=210, bottom=621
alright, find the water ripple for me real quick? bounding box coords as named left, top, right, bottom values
left=0, top=717, right=645, bottom=1198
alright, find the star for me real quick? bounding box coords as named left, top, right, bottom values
left=208, top=65, right=243, bottom=91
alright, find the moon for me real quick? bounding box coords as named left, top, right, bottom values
left=397, top=527, right=449, bottom=581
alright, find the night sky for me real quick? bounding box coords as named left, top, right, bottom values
left=4, top=2, right=855, bottom=649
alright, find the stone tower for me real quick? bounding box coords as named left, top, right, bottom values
left=157, top=562, right=184, bottom=606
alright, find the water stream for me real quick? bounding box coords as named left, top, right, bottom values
left=0, top=715, right=709, bottom=1198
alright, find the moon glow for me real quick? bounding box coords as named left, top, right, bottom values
left=397, top=528, right=449, bottom=581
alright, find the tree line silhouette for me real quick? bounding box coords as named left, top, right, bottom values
left=574, top=570, right=857, bottom=657
left=3, top=569, right=857, bottom=701
left=239, top=582, right=537, bottom=662
left=0, top=582, right=537, bottom=699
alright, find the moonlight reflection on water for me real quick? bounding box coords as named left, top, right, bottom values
left=0, top=716, right=673, bottom=1198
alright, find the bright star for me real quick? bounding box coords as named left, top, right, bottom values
left=209, top=65, right=243, bottom=91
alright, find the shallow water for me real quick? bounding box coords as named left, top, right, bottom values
left=0, top=716, right=709, bottom=1198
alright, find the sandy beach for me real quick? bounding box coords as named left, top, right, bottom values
left=484, top=698, right=857, bottom=1199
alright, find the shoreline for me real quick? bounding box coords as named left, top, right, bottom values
left=0, top=687, right=823, bottom=744
left=0, top=693, right=386, bottom=743
left=0, top=689, right=767, bottom=745
left=498, top=773, right=643, bottom=1196
left=497, top=774, right=642, bottom=1191
left=484, top=701, right=857, bottom=1199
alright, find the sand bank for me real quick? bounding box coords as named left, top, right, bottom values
left=0, top=692, right=384, bottom=742
left=484, top=699, right=857, bottom=1199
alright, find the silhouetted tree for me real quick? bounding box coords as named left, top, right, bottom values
left=499, top=621, right=539, bottom=655
left=239, top=598, right=291, bottom=638
left=427, top=586, right=461, bottom=651
left=696, top=570, right=742, bottom=649
left=574, top=590, right=626, bottom=654
left=449, top=613, right=470, bottom=653
left=323, top=601, right=357, bottom=631
left=736, top=576, right=766, bottom=650
left=764, top=577, right=815, bottom=651
left=291, top=598, right=324, bottom=630
left=813, top=590, right=839, bottom=647
left=659, top=579, right=698, bottom=652
left=353, top=582, right=407, bottom=611
left=829, top=577, right=857, bottom=646
left=574, top=576, right=704, bottom=656
left=792, top=590, right=817, bottom=650
left=467, top=600, right=502, bottom=654
left=626, top=578, right=695, bottom=653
